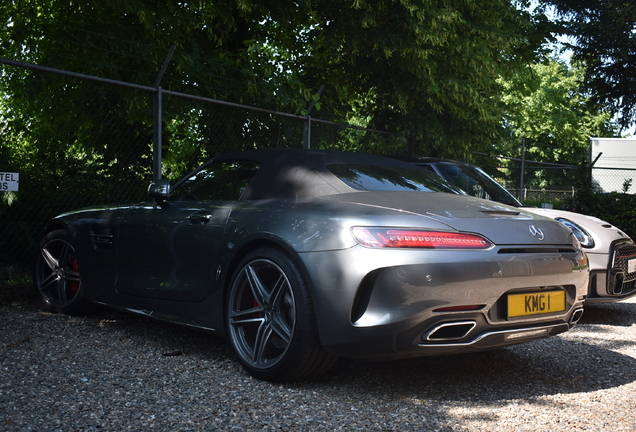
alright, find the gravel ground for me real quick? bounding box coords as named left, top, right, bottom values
left=1, top=295, right=635, bottom=431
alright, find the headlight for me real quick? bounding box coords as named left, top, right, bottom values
left=555, top=218, right=595, bottom=248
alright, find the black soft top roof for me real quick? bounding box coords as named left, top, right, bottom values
left=210, top=149, right=431, bottom=200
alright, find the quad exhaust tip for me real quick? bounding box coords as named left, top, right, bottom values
left=570, top=308, right=584, bottom=326
left=424, top=308, right=584, bottom=343
left=423, top=321, right=477, bottom=342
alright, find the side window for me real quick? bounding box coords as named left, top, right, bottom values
left=170, top=161, right=260, bottom=201
left=437, top=165, right=479, bottom=196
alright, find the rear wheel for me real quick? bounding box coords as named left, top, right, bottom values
left=226, top=247, right=336, bottom=381
left=34, top=229, right=88, bottom=314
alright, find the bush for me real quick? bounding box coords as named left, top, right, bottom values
left=564, top=189, right=636, bottom=240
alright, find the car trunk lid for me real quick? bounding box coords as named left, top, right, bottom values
left=319, top=191, right=575, bottom=246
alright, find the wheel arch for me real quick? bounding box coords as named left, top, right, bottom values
left=39, top=219, right=81, bottom=258
left=43, top=219, right=75, bottom=238
left=220, top=236, right=316, bottom=332
left=220, top=235, right=337, bottom=380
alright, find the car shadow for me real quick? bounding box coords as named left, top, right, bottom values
left=9, top=297, right=635, bottom=432
left=314, top=339, right=635, bottom=399
left=21, top=296, right=636, bottom=404
left=305, top=301, right=636, bottom=402
left=577, top=299, right=636, bottom=326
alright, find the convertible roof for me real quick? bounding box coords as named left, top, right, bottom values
left=392, top=155, right=467, bottom=166
left=211, top=148, right=424, bottom=200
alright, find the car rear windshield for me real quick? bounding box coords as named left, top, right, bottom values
left=327, top=164, right=465, bottom=194
left=434, top=164, right=522, bottom=206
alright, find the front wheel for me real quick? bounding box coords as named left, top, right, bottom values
left=226, top=247, right=336, bottom=381
left=33, top=229, right=88, bottom=314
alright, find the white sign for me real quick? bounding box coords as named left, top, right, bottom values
left=0, top=172, right=19, bottom=191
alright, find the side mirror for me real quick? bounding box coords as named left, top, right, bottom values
left=148, top=179, right=171, bottom=203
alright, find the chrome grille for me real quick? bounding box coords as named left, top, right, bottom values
left=608, top=241, right=636, bottom=295
left=612, top=242, right=636, bottom=281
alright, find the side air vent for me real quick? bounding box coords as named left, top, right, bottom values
left=90, top=227, right=114, bottom=250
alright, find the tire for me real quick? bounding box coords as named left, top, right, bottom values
left=226, top=247, right=337, bottom=381
left=33, top=229, right=88, bottom=315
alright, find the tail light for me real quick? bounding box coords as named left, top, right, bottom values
left=351, top=227, right=493, bottom=249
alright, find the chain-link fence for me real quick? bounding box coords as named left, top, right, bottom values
left=0, top=59, right=407, bottom=298
left=477, top=152, right=636, bottom=206
left=590, top=167, right=636, bottom=194
left=4, top=58, right=632, bottom=299
left=506, top=187, right=577, bottom=204
left=504, top=167, right=636, bottom=205
left=0, top=68, right=153, bottom=298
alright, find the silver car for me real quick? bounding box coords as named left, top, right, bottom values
left=411, top=157, right=636, bottom=303
left=34, top=149, right=588, bottom=381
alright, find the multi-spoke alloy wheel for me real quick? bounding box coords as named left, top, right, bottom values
left=227, top=248, right=336, bottom=381
left=34, top=229, right=86, bottom=314
left=228, top=257, right=296, bottom=367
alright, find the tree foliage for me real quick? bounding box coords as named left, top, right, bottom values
left=542, top=0, right=636, bottom=131
left=496, top=57, right=617, bottom=188
left=0, top=0, right=554, bottom=275
left=1, top=0, right=545, bottom=154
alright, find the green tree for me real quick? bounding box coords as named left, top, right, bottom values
left=541, top=0, right=636, bottom=131
left=1, top=0, right=546, bottom=155
left=285, top=0, right=546, bottom=157
left=0, top=0, right=552, bottom=278
left=496, top=57, right=618, bottom=188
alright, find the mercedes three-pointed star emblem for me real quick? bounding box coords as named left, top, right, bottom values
left=529, top=225, right=545, bottom=241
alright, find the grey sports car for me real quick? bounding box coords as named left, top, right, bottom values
left=34, top=149, right=588, bottom=381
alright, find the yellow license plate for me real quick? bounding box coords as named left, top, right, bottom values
left=508, top=291, right=566, bottom=318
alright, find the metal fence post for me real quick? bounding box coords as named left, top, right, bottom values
left=519, top=137, right=525, bottom=202
left=152, top=46, right=176, bottom=181
left=303, top=115, right=312, bottom=149
left=153, top=87, right=162, bottom=182
left=303, top=85, right=325, bottom=150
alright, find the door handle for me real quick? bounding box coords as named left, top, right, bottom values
left=187, top=212, right=212, bottom=225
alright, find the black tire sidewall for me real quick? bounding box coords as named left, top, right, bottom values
left=34, top=229, right=87, bottom=315
left=226, top=247, right=318, bottom=381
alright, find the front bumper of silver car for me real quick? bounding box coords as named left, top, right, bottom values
left=587, top=239, right=636, bottom=303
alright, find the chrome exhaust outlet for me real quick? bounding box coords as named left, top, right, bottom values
left=423, top=321, right=477, bottom=342
left=608, top=270, right=625, bottom=295
left=569, top=308, right=584, bottom=326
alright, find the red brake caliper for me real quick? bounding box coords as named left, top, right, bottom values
left=70, top=259, right=80, bottom=293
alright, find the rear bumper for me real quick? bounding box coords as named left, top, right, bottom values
left=298, top=244, right=588, bottom=359
left=324, top=309, right=584, bottom=360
